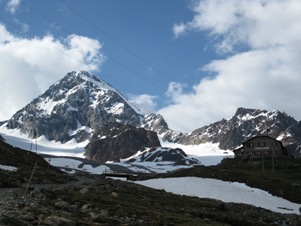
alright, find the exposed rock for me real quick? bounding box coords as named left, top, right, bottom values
left=43, top=216, right=76, bottom=226
left=85, top=122, right=161, bottom=163
left=55, top=200, right=71, bottom=210
left=79, top=186, right=94, bottom=194
left=80, top=203, right=93, bottom=213
left=111, top=192, right=119, bottom=198
left=143, top=113, right=169, bottom=134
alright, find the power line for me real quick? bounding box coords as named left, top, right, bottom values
left=56, top=0, right=227, bottom=122
left=58, top=0, right=174, bottom=83
left=1, top=3, right=225, bottom=129
left=20, top=1, right=166, bottom=92
left=0, top=14, right=219, bottom=129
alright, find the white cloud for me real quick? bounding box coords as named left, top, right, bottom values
left=161, top=0, right=301, bottom=132
left=6, top=0, right=21, bottom=14
left=173, top=0, right=301, bottom=52
left=165, top=82, right=187, bottom=100
left=128, top=94, right=157, bottom=114
left=172, top=22, right=187, bottom=38
left=0, top=24, right=105, bottom=121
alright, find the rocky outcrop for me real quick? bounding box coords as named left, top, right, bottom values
left=143, top=113, right=169, bottom=134
left=85, top=122, right=160, bottom=163
left=123, top=147, right=200, bottom=166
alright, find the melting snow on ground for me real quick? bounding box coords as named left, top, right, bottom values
left=0, top=164, right=18, bottom=172
left=48, top=157, right=110, bottom=174
left=134, top=177, right=301, bottom=215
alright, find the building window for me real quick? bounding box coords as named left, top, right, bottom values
left=258, top=142, right=266, bottom=147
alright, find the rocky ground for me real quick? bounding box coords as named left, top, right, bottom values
left=0, top=173, right=300, bottom=226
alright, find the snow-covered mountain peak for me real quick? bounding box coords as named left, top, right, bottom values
left=4, top=71, right=144, bottom=143
left=53, top=71, right=115, bottom=92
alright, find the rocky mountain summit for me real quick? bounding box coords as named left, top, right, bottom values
left=5, top=71, right=143, bottom=143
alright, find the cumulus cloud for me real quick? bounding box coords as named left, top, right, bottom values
left=128, top=94, right=157, bottom=114
left=0, top=24, right=105, bottom=120
left=161, top=0, right=301, bottom=132
left=6, top=0, right=21, bottom=14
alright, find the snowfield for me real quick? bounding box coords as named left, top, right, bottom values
left=134, top=177, right=301, bottom=215
left=0, top=127, right=87, bottom=157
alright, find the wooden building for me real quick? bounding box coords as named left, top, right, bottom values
left=233, top=135, right=287, bottom=158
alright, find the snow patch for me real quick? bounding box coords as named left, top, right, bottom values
left=0, top=164, right=18, bottom=172
left=134, top=177, right=301, bottom=215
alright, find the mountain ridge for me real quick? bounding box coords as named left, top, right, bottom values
left=1, top=71, right=301, bottom=158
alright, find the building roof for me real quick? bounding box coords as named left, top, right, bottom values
left=241, top=135, right=279, bottom=145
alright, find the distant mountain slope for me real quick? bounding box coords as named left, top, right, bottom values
left=162, top=108, right=301, bottom=157
left=5, top=71, right=143, bottom=143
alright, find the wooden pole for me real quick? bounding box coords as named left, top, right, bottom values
left=24, top=161, right=38, bottom=195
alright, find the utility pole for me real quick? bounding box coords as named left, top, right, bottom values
left=35, top=137, right=37, bottom=153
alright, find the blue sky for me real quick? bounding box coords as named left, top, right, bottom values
left=1, top=0, right=301, bottom=132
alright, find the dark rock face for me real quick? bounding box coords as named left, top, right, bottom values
left=286, top=142, right=301, bottom=158
left=85, top=122, right=160, bottom=163
left=5, top=71, right=143, bottom=143
left=162, top=107, right=301, bottom=152
left=125, top=147, right=200, bottom=166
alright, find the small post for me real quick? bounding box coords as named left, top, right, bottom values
left=24, top=161, right=38, bottom=195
